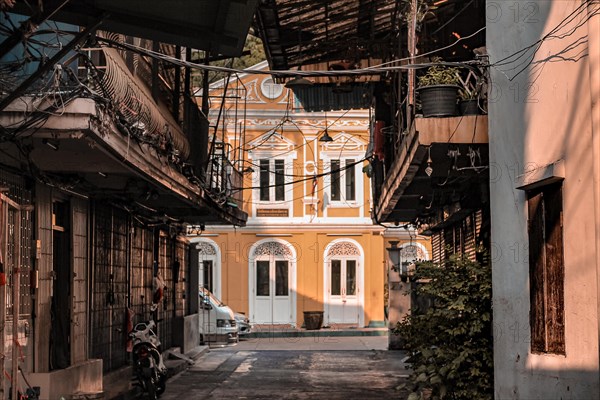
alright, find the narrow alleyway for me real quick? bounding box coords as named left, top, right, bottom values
left=160, top=336, right=410, bottom=399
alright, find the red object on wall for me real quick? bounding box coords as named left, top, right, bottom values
left=373, top=120, right=385, bottom=161
left=125, top=307, right=134, bottom=352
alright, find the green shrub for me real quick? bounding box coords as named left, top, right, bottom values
left=394, top=254, right=493, bottom=399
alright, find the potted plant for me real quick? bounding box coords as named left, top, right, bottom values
left=458, top=74, right=486, bottom=115
left=417, top=60, right=461, bottom=117
left=458, top=88, right=480, bottom=115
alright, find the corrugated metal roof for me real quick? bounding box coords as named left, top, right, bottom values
left=292, top=83, right=373, bottom=112
left=255, top=0, right=487, bottom=70
left=255, top=0, right=400, bottom=70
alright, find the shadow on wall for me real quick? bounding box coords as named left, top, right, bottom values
left=489, top=0, right=600, bottom=397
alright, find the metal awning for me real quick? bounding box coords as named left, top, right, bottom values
left=9, top=0, right=259, bottom=56
left=255, top=0, right=399, bottom=70
left=255, top=0, right=486, bottom=70
left=292, top=83, right=373, bottom=112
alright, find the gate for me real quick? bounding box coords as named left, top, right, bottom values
left=0, top=173, right=34, bottom=400
left=89, top=203, right=189, bottom=373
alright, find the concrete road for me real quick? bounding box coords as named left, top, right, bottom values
left=160, top=337, right=410, bottom=399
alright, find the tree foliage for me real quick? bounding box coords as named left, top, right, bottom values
left=192, top=35, right=266, bottom=87
left=394, top=254, right=493, bottom=399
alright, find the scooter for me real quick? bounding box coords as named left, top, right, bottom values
left=129, top=308, right=168, bottom=399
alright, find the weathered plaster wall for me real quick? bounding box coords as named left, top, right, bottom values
left=487, top=1, right=600, bottom=397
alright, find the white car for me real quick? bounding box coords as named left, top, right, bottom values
left=198, top=288, right=238, bottom=344
left=234, top=312, right=252, bottom=337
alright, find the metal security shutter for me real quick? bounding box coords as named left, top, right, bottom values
left=71, top=197, right=88, bottom=364
left=157, top=234, right=174, bottom=350
left=130, top=224, right=154, bottom=322
left=431, top=232, right=443, bottom=263
left=174, top=240, right=187, bottom=318
left=90, top=204, right=129, bottom=373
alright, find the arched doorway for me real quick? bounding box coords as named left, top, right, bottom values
left=399, top=242, right=429, bottom=267
left=248, top=239, right=296, bottom=325
left=195, top=239, right=221, bottom=299
left=323, top=239, right=364, bottom=327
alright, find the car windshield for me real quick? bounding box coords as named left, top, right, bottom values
left=200, top=288, right=225, bottom=307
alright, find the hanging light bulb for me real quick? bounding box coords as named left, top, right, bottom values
left=425, top=147, right=433, bottom=176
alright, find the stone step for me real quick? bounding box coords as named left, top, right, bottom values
left=246, top=327, right=389, bottom=339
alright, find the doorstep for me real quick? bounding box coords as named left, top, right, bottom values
left=246, top=325, right=388, bottom=339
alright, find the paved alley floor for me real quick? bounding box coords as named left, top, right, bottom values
left=160, top=336, right=410, bottom=399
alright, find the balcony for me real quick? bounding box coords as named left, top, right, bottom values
left=373, top=114, right=489, bottom=228
left=0, top=34, right=247, bottom=226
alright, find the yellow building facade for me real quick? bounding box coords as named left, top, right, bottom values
left=190, top=62, right=430, bottom=328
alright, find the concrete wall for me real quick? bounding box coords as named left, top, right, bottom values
left=172, top=314, right=200, bottom=354
left=487, top=1, right=600, bottom=398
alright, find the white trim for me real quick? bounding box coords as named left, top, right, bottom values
left=248, top=238, right=297, bottom=326
left=247, top=216, right=375, bottom=225
left=248, top=149, right=298, bottom=219
left=207, top=219, right=381, bottom=231
left=322, top=238, right=365, bottom=327
left=260, top=77, right=284, bottom=99
left=188, top=237, right=222, bottom=299
left=399, top=242, right=431, bottom=261
left=319, top=150, right=365, bottom=218
left=203, top=60, right=269, bottom=92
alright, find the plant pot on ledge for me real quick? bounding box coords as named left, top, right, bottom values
left=459, top=98, right=480, bottom=115
left=417, top=84, right=460, bottom=117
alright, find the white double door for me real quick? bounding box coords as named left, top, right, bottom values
left=327, top=258, right=360, bottom=325
left=253, top=257, right=293, bottom=324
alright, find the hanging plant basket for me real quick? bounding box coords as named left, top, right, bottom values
left=417, top=84, right=460, bottom=117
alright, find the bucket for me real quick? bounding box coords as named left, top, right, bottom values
left=303, top=311, right=324, bottom=330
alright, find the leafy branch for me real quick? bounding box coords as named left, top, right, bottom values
left=393, top=253, right=493, bottom=399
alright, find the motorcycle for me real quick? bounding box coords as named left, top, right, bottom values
left=129, top=310, right=168, bottom=399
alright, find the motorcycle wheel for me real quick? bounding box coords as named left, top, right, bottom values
left=144, top=377, right=158, bottom=400
left=156, top=375, right=166, bottom=395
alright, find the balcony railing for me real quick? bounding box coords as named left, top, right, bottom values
left=371, top=58, right=489, bottom=223
left=206, top=141, right=243, bottom=208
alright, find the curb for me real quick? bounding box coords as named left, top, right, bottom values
left=245, top=329, right=389, bottom=339
left=163, top=345, right=209, bottom=377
